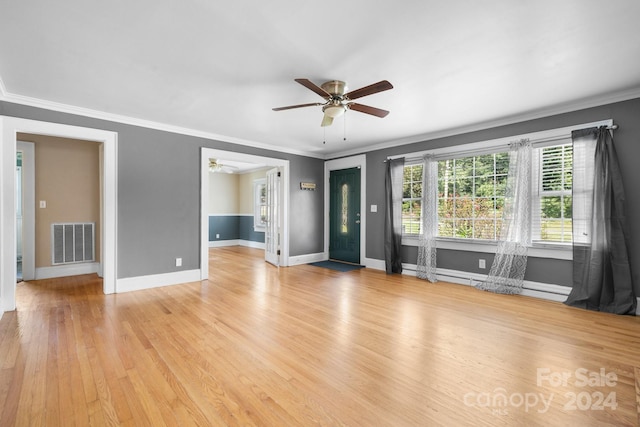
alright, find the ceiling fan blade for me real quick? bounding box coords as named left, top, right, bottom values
left=321, top=113, right=334, bottom=127
left=295, top=78, right=331, bottom=99
left=345, top=80, right=393, bottom=100
left=348, top=103, right=390, bottom=118
left=272, top=102, right=323, bottom=111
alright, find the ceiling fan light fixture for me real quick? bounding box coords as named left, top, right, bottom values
left=273, top=78, right=392, bottom=128
left=209, top=159, right=221, bottom=173
left=323, top=104, right=346, bottom=118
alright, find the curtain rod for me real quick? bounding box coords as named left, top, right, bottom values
left=384, top=121, right=618, bottom=162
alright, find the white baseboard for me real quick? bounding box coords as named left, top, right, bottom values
left=288, top=252, right=326, bottom=266
left=209, top=239, right=240, bottom=248
left=364, top=257, right=386, bottom=270
left=35, top=262, right=100, bottom=280
left=209, top=239, right=265, bottom=249
left=116, top=269, right=201, bottom=293
left=400, top=263, right=571, bottom=303
left=239, top=240, right=265, bottom=250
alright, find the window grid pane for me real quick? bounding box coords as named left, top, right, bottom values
left=436, top=153, right=506, bottom=240
left=402, top=164, right=423, bottom=235
left=537, top=144, right=573, bottom=243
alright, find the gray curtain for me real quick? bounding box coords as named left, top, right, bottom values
left=384, top=158, right=405, bottom=274
left=564, top=127, right=636, bottom=315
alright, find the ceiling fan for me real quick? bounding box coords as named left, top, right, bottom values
left=209, top=159, right=239, bottom=174
left=273, top=78, right=393, bottom=127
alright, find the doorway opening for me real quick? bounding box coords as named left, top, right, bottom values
left=0, top=116, right=117, bottom=313
left=200, top=148, right=289, bottom=280
left=18, top=134, right=101, bottom=282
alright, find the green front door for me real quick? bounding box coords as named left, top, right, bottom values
left=329, top=167, right=361, bottom=264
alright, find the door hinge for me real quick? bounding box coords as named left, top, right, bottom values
left=277, top=171, right=281, bottom=177
left=277, top=250, right=281, bottom=255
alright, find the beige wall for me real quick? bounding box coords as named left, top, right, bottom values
left=209, top=168, right=269, bottom=215
left=238, top=169, right=268, bottom=215
left=18, top=134, right=100, bottom=268
left=208, top=172, right=239, bottom=214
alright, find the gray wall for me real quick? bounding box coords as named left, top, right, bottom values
left=4, top=97, right=640, bottom=294
left=363, top=98, right=640, bottom=292
left=1, top=102, right=325, bottom=279
left=209, top=216, right=265, bottom=243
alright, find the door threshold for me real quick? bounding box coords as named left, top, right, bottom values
left=328, top=259, right=363, bottom=266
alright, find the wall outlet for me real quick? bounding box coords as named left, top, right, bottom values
left=175, top=257, right=182, bottom=267
left=479, top=259, right=486, bottom=269
left=39, top=200, right=46, bottom=208
left=216, top=233, right=220, bottom=239
left=370, top=204, right=378, bottom=213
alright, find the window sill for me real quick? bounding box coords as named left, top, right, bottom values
left=401, top=236, right=572, bottom=260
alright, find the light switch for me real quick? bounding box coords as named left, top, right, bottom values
left=370, top=204, right=377, bottom=213
left=39, top=200, right=46, bottom=208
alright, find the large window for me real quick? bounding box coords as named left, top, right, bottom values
left=401, top=142, right=574, bottom=245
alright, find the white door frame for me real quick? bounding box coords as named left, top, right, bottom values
left=0, top=116, right=118, bottom=312
left=200, top=148, right=289, bottom=280
left=16, top=141, right=35, bottom=281
left=324, top=154, right=366, bottom=265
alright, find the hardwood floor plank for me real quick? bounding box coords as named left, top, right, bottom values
left=2, top=247, right=640, bottom=426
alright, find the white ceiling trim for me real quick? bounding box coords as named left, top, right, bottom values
left=1, top=78, right=639, bottom=161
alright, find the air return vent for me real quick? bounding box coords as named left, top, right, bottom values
left=52, top=223, right=95, bottom=265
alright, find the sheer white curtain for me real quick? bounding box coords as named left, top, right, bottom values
left=477, top=139, right=532, bottom=294
left=416, top=154, right=437, bottom=282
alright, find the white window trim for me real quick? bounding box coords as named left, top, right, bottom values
left=395, top=119, right=613, bottom=261
left=402, top=235, right=572, bottom=260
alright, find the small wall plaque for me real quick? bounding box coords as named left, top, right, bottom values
left=300, top=182, right=316, bottom=191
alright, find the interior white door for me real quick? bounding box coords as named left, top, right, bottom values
left=265, top=167, right=280, bottom=266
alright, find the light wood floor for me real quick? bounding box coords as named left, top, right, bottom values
left=1, top=247, right=639, bottom=426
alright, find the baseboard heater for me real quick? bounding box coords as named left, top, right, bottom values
left=52, top=222, right=95, bottom=265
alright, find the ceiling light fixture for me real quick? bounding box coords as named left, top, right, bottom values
left=322, top=103, right=346, bottom=118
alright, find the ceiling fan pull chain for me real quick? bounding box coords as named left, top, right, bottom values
left=343, top=113, right=347, bottom=141
left=323, top=126, right=326, bottom=144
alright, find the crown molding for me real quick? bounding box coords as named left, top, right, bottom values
left=2, top=77, right=639, bottom=162
left=325, top=86, right=640, bottom=159
left=0, top=89, right=325, bottom=159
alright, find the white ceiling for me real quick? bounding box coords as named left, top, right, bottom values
left=1, top=1, right=640, bottom=158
